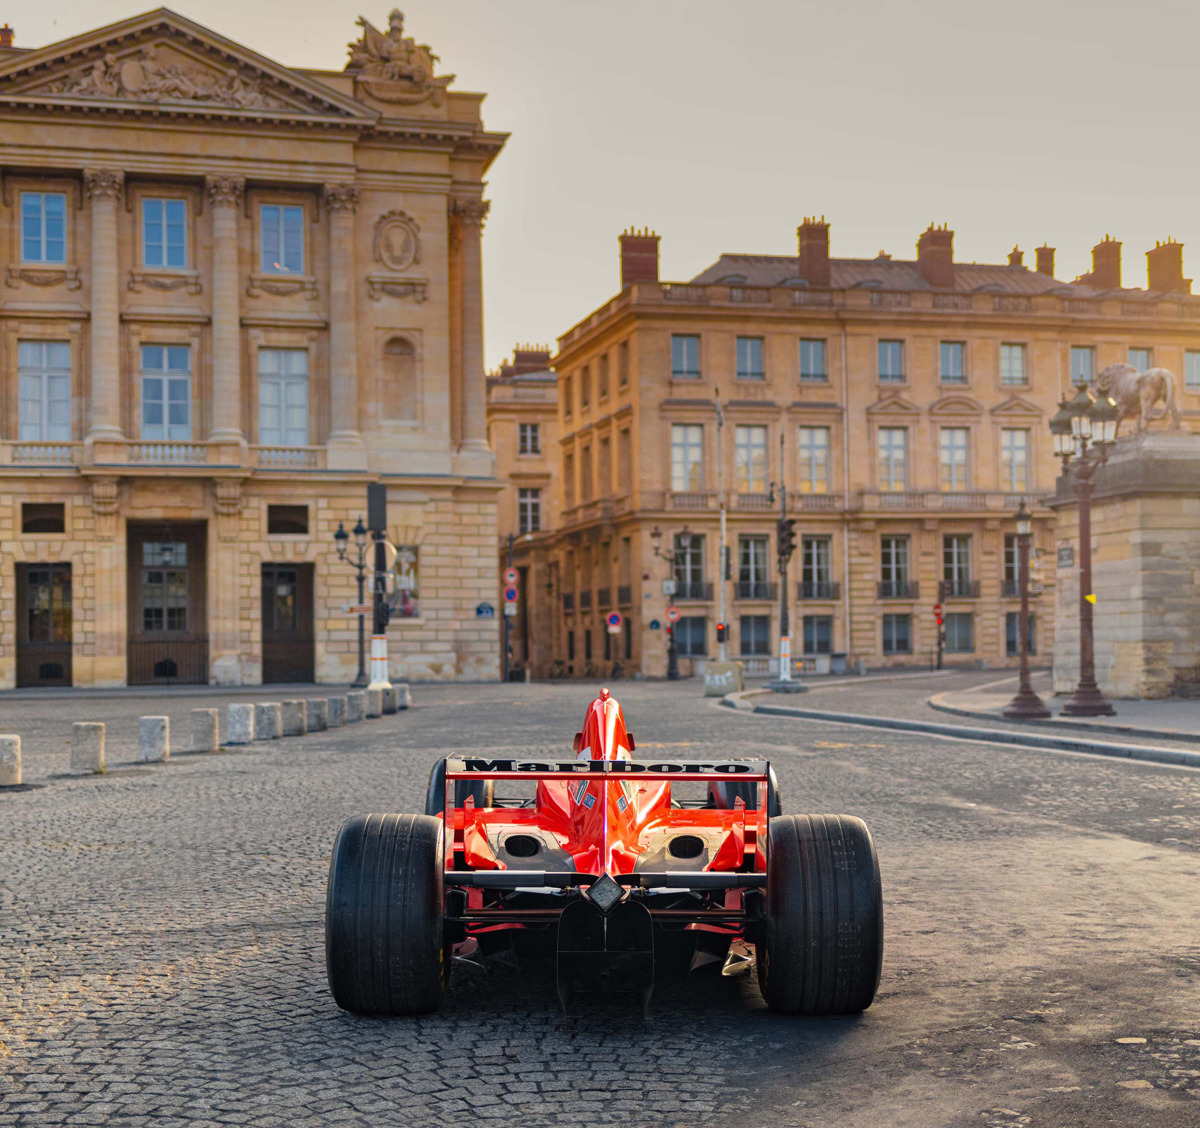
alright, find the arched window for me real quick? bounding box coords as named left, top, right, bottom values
left=382, top=337, right=418, bottom=420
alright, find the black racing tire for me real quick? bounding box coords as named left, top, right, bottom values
left=757, top=814, right=883, bottom=1015
left=709, top=766, right=783, bottom=817
left=424, top=756, right=495, bottom=816
left=325, top=813, right=447, bottom=1016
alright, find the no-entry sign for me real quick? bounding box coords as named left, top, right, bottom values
left=503, top=567, right=519, bottom=586
left=665, top=606, right=680, bottom=623
left=932, top=603, right=943, bottom=617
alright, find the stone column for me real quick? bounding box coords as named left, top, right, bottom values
left=324, top=183, right=363, bottom=459
left=450, top=196, right=491, bottom=454
left=205, top=176, right=245, bottom=445
left=84, top=169, right=124, bottom=444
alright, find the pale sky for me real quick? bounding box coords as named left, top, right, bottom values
left=15, top=1, right=1200, bottom=369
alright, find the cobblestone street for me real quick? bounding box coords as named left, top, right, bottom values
left=2, top=677, right=1199, bottom=1127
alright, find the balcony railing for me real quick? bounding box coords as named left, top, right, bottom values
left=617, top=585, right=632, bottom=606
left=256, top=445, right=324, bottom=470
left=1002, top=579, right=1020, bottom=598
left=579, top=591, right=592, bottom=610
left=939, top=579, right=981, bottom=600
left=562, top=593, right=574, bottom=613
left=4, top=441, right=80, bottom=465
left=858, top=490, right=1042, bottom=512
left=878, top=580, right=919, bottom=600
left=791, top=493, right=843, bottom=512
left=735, top=580, right=777, bottom=601
left=675, top=581, right=713, bottom=601
left=797, top=581, right=841, bottom=601
left=129, top=442, right=208, bottom=464
left=668, top=491, right=716, bottom=510
left=735, top=492, right=773, bottom=510
left=597, top=587, right=612, bottom=609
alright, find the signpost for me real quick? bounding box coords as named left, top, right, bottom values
left=606, top=611, right=622, bottom=635
left=502, top=540, right=519, bottom=681
left=933, top=603, right=944, bottom=670
left=343, top=603, right=373, bottom=616
left=367, top=482, right=392, bottom=692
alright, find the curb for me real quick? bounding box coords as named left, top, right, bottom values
left=720, top=693, right=1200, bottom=770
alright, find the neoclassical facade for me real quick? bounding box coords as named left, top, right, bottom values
left=0, top=9, right=506, bottom=687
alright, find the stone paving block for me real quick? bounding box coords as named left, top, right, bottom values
left=0, top=735, right=20, bottom=786
left=305, top=698, right=328, bottom=732
left=346, top=692, right=365, bottom=723
left=70, top=723, right=106, bottom=774
left=190, top=709, right=219, bottom=754
left=381, top=686, right=398, bottom=714
left=327, top=696, right=347, bottom=728
left=226, top=703, right=255, bottom=745
left=254, top=704, right=282, bottom=741
left=280, top=701, right=307, bottom=737
left=137, top=717, right=169, bottom=763
left=365, top=688, right=382, bottom=718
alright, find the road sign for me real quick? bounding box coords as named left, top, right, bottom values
left=343, top=603, right=372, bottom=615
left=503, top=567, right=519, bottom=586
left=665, top=606, right=680, bottom=623
left=503, top=602, right=518, bottom=617
left=476, top=602, right=495, bottom=619
left=662, top=578, right=677, bottom=597
left=932, top=603, right=943, bottom=617
left=503, top=586, right=519, bottom=603
left=606, top=612, right=622, bottom=628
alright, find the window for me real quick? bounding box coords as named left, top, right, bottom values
left=1003, top=534, right=1020, bottom=595
left=877, top=427, right=908, bottom=491
left=1186, top=351, right=1200, bottom=389
left=740, top=615, right=771, bottom=656
left=1001, top=428, right=1030, bottom=491
left=1000, top=343, right=1027, bottom=386
left=267, top=505, right=309, bottom=535
left=736, top=336, right=764, bottom=380
left=739, top=535, right=770, bottom=593
left=797, top=426, right=830, bottom=493
left=944, top=534, right=972, bottom=589
left=20, top=192, right=66, bottom=264
left=22, top=503, right=65, bottom=534
left=563, top=453, right=575, bottom=507
left=1128, top=347, right=1152, bottom=371
left=944, top=612, right=974, bottom=653
left=140, top=345, right=192, bottom=441
left=1006, top=612, right=1037, bottom=656
left=803, top=615, right=833, bottom=655
left=585, top=629, right=592, bottom=661
left=18, top=340, right=71, bottom=441
left=672, top=334, right=700, bottom=379
left=1070, top=346, right=1094, bottom=383
left=142, top=198, right=186, bottom=268
left=567, top=630, right=575, bottom=661
left=800, top=338, right=827, bottom=382
left=598, top=436, right=611, bottom=496
left=563, top=375, right=573, bottom=417
left=882, top=613, right=911, bottom=654
left=939, top=427, right=970, bottom=491
left=598, top=354, right=610, bottom=398
left=382, top=337, right=418, bottom=420
left=674, top=616, right=708, bottom=657
left=618, top=340, right=630, bottom=387
left=580, top=365, right=590, bottom=408
left=258, top=348, right=309, bottom=446
left=801, top=536, right=832, bottom=596
left=579, top=445, right=592, bottom=502
left=671, top=424, right=704, bottom=491
left=940, top=341, right=966, bottom=384
left=734, top=425, right=768, bottom=492
left=674, top=534, right=705, bottom=590
left=141, top=541, right=188, bottom=633
left=260, top=204, right=304, bottom=274
left=518, top=422, right=540, bottom=454
left=881, top=536, right=910, bottom=594
left=878, top=340, right=905, bottom=382
left=518, top=488, right=541, bottom=534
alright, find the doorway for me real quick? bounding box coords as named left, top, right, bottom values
left=16, top=563, right=72, bottom=687
left=261, top=562, right=314, bottom=683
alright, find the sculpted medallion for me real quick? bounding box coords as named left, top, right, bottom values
left=373, top=210, right=420, bottom=272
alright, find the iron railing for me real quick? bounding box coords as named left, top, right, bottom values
left=127, top=639, right=209, bottom=685
left=797, top=581, right=840, bottom=600
left=877, top=581, right=919, bottom=600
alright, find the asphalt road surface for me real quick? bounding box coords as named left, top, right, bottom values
left=2, top=678, right=1198, bottom=1127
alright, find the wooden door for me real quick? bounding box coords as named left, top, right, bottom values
left=16, top=563, right=73, bottom=687
left=261, top=563, right=314, bottom=683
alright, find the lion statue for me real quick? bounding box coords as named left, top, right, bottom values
left=1093, top=363, right=1182, bottom=437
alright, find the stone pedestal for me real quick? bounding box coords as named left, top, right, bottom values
left=71, top=723, right=106, bottom=773
left=227, top=704, right=255, bottom=745
left=703, top=661, right=745, bottom=696
left=255, top=703, right=282, bottom=740
left=0, top=735, right=21, bottom=786
left=381, top=686, right=399, bottom=714
left=138, top=717, right=169, bottom=763
left=1050, top=431, right=1200, bottom=698
left=281, top=700, right=308, bottom=737
left=395, top=683, right=412, bottom=710
left=328, top=696, right=348, bottom=728
left=191, top=709, right=219, bottom=753
left=365, top=688, right=382, bottom=718
left=306, top=698, right=329, bottom=732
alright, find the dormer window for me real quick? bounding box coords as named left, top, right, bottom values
left=260, top=205, right=304, bottom=274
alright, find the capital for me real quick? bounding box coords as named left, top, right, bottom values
left=205, top=176, right=245, bottom=209
left=449, top=196, right=490, bottom=231
left=324, top=182, right=359, bottom=214
left=83, top=168, right=124, bottom=203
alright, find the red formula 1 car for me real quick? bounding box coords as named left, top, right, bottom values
left=325, top=689, right=882, bottom=1016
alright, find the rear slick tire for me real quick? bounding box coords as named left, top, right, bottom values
left=758, top=814, right=883, bottom=1016
left=325, top=813, right=447, bottom=1016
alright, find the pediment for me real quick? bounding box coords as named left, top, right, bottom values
left=866, top=393, right=921, bottom=416
left=929, top=393, right=984, bottom=416
left=991, top=394, right=1043, bottom=419
left=0, top=9, right=374, bottom=122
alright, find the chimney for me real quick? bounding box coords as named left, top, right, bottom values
left=1146, top=238, right=1191, bottom=294
left=916, top=223, right=954, bottom=288
left=619, top=227, right=659, bottom=288
left=797, top=215, right=831, bottom=287
left=0, top=25, right=12, bottom=48
left=510, top=344, right=552, bottom=374
left=1008, top=245, right=1023, bottom=267
left=1088, top=235, right=1122, bottom=290
left=1035, top=244, right=1055, bottom=277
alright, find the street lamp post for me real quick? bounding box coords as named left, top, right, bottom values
left=1002, top=500, right=1050, bottom=719
left=650, top=525, right=691, bottom=681
left=334, top=517, right=370, bottom=688
left=1049, top=386, right=1118, bottom=717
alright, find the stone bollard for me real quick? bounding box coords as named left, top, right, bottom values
left=0, top=736, right=21, bottom=787
left=138, top=716, right=170, bottom=763
left=227, top=703, right=255, bottom=745
left=381, top=686, right=399, bottom=715
left=328, top=696, right=347, bottom=728
left=280, top=700, right=307, bottom=737
left=254, top=703, right=282, bottom=741
left=190, top=709, right=219, bottom=753
left=346, top=692, right=365, bottom=724
left=365, top=688, right=382, bottom=718
left=306, top=698, right=328, bottom=733
left=395, top=683, right=412, bottom=710
left=70, top=722, right=106, bottom=774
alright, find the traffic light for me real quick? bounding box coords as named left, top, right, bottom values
left=716, top=622, right=727, bottom=644
left=777, top=517, right=797, bottom=563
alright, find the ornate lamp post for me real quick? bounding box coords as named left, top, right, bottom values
left=1002, top=500, right=1050, bottom=719
left=334, top=517, right=370, bottom=687
left=1050, top=386, right=1118, bottom=716
left=650, top=524, right=691, bottom=681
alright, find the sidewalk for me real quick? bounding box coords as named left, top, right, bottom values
left=930, top=671, right=1200, bottom=746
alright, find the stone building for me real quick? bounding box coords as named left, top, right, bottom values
left=535, top=222, right=1200, bottom=677
left=0, top=9, right=506, bottom=688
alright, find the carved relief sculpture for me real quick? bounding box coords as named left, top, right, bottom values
left=84, top=168, right=124, bottom=203
left=449, top=196, right=490, bottom=231
left=1093, top=363, right=1183, bottom=436
left=367, top=207, right=426, bottom=301
left=344, top=10, right=454, bottom=105
left=206, top=175, right=245, bottom=209
left=323, top=183, right=360, bottom=213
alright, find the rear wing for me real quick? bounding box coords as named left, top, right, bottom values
left=444, top=757, right=770, bottom=781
